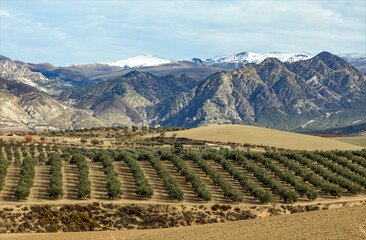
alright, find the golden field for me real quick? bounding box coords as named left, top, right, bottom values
left=165, top=124, right=363, bottom=151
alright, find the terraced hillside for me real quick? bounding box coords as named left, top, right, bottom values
left=0, top=140, right=366, bottom=206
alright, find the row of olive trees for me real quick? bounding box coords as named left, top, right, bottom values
left=184, top=152, right=243, bottom=203
left=204, top=152, right=271, bottom=203
left=14, top=146, right=21, bottom=167
left=228, top=152, right=297, bottom=203
left=4, top=142, right=13, bottom=164
left=37, top=142, right=47, bottom=165
left=317, top=151, right=366, bottom=179
left=282, top=151, right=361, bottom=195
left=351, top=150, right=366, bottom=159
left=94, top=152, right=123, bottom=199
left=264, top=151, right=342, bottom=197
left=14, top=156, right=37, bottom=201
left=117, top=152, right=153, bottom=199
left=243, top=151, right=318, bottom=201
left=0, top=152, right=9, bottom=191
left=70, top=153, right=91, bottom=199
left=139, top=152, right=184, bottom=201
left=29, top=143, right=36, bottom=158
left=160, top=152, right=212, bottom=201
left=334, top=151, right=366, bottom=169
left=302, top=151, right=366, bottom=189
left=47, top=153, right=64, bottom=199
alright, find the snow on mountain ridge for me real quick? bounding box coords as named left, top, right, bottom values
left=336, top=53, right=366, bottom=61
left=99, top=54, right=173, bottom=68
left=193, top=51, right=314, bottom=64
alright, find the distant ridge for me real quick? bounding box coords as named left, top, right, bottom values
left=0, top=51, right=365, bottom=130
left=191, top=51, right=314, bottom=64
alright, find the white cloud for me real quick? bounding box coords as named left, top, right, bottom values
left=0, top=10, right=13, bottom=18
left=0, top=0, right=364, bottom=65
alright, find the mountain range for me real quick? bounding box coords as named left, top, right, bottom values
left=0, top=51, right=365, bottom=132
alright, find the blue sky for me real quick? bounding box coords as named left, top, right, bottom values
left=0, top=0, right=365, bottom=66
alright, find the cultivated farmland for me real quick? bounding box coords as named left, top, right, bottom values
left=0, top=126, right=365, bottom=235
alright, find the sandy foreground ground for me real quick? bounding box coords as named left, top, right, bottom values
left=1, top=204, right=366, bottom=240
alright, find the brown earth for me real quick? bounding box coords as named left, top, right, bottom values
left=1, top=203, right=366, bottom=240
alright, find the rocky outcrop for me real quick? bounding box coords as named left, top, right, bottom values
left=0, top=56, right=71, bottom=94
left=0, top=78, right=102, bottom=130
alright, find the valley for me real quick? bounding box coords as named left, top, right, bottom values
left=1, top=1, right=365, bottom=239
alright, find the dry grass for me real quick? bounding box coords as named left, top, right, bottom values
left=330, top=135, right=366, bottom=147
left=165, top=124, right=363, bottom=151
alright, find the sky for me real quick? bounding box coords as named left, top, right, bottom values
left=0, top=0, right=365, bottom=66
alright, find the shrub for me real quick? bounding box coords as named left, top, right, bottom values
left=24, top=135, right=33, bottom=143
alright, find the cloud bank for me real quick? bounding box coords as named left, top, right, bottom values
left=0, top=0, right=365, bottom=66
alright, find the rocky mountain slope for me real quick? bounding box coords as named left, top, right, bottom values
left=0, top=51, right=365, bottom=131
left=0, top=78, right=102, bottom=130
left=146, top=52, right=366, bottom=130
left=0, top=56, right=72, bottom=94
left=14, top=60, right=122, bottom=89
left=58, top=71, right=200, bottom=127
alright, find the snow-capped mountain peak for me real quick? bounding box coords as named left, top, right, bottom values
left=192, top=51, right=314, bottom=65
left=99, top=54, right=173, bottom=69
left=336, top=53, right=366, bottom=62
